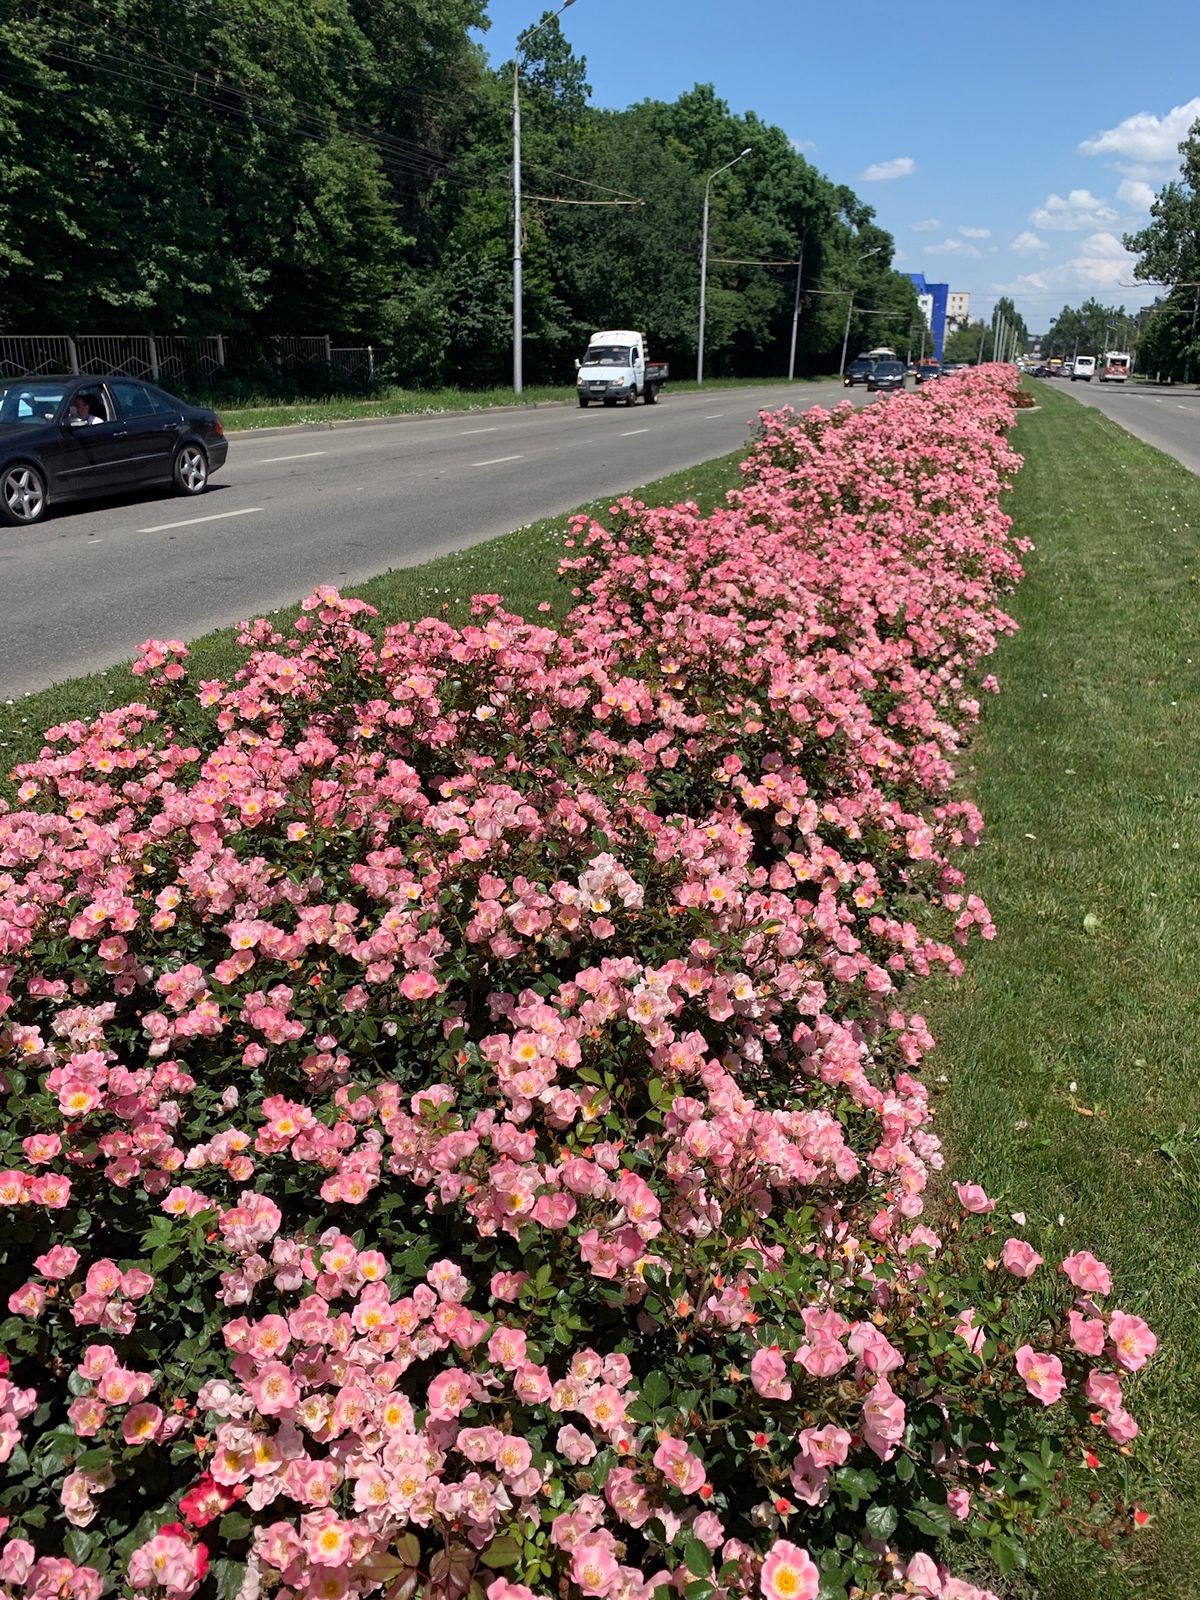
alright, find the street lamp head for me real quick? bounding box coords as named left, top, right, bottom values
left=740, top=146, right=752, bottom=157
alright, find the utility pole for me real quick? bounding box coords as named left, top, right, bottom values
left=977, top=322, right=986, bottom=364
left=787, top=237, right=806, bottom=382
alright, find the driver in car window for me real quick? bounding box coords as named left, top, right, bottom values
left=68, top=394, right=104, bottom=426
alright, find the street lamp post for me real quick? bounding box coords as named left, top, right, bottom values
left=697, top=147, right=752, bottom=385
left=513, top=0, right=576, bottom=395
left=787, top=237, right=806, bottom=382
left=837, top=245, right=881, bottom=378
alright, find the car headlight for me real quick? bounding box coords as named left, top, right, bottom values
left=614, top=374, right=626, bottom=384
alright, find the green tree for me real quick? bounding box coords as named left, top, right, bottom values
left=1124, top=116, right=1200, bottom=380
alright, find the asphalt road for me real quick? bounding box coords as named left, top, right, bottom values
left=0, top=378, right=866, bottom=700
left=1055, top=377, right=1200, bottom=475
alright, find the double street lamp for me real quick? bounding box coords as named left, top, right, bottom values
left=837, top=246, right=882, bottom=378
left=512, top=0, right=576, bottom=395
left=696, top=147, right=752, bottom=385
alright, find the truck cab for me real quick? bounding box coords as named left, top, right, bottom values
left=576, top=330, right=667, bottom=407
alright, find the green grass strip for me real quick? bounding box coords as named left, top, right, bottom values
left=926, top=381, right=1200, bottom=1598
left=0, top=450, right=744, bottom=788
left=214, top=376, right=831, bottom=433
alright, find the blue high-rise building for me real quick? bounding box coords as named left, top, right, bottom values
left=907, top=273, right=950, bottom=361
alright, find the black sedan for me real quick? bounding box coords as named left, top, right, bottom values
left=844, top=357, right=875, bottom=388
left=0, top=375, right=227, bottom=527
left=867, top=359, right=906, bottom=393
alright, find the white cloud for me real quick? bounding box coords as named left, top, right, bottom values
left=861, top=156, right=916, bottom=182
left=790, top=137, right=817, bottom=154
left=1117, top=177, right=1155, bottom=210
left=1079, top=97, right=1200, bottom=162
left=1069, top=230, right=1139, bottom=288
left=992, top=233, right=1141, bottom=305
left=925, top=237, right=983, bottom=258
left=1030, top=189, right=1118, bottom=230
left=959, top=225, right=991, bottom=238
left=1011, top=230, right=1048, bottom=253
left=911, top=217, right=941, bottom=231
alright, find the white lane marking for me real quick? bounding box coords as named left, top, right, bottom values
left=620, top=427, right=649, bottom=437
left=472, top=454, right=523, bottom=467
left=1179, top=405, right=1190, bottom=411
left=460, top=425, right=500, bottom=435
left=258, top=450, right=327, bottom=464
left=139, top=507, right=263, bottom=533
left=706, top=412, right=726, bottom=419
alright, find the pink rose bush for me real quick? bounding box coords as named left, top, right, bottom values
left=0, top=370, right=1154, bottom=1600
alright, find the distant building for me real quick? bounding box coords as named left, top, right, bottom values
left=907, top=273, right=949, bottom=360
left=946, top=290, right=971, bottom=332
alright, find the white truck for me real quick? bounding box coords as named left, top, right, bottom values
left=575, top=330, right=668, bottom=407
left=1100, top=351, right=1131, bottom=383
left=1072, top=355, right=1096, bottom=381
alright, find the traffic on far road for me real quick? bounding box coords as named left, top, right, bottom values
left=0, top=376, right=227, bottom=527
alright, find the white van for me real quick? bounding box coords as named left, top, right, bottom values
left=1100, top=351, right=1131, bottom=383
left=1072, top=356, right=1097, bottom=382
left=575, top=331, right=668, bottom=407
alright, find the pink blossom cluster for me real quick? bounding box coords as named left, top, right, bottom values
left=0, top=370, right=1153, bottom=1599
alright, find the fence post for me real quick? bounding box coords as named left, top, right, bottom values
left=148, top=336, right=160, bottom=383
left=367, top=345, right=375, bottom=383
left=66, top=336, right=79, bottom=375
left=324, top=334, right=332, bottom=368
left=215, top=334, right=226, bottom=371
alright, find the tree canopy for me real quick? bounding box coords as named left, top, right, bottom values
left=0, top=1, right=921, bottom=385
left=1124, top=116, right=1200, bottom=381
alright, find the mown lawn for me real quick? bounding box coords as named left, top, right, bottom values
left=0, top=449, right=744, bottom=789
left=927, top=381, right=1200, bottom=1598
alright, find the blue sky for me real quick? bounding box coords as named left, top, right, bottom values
left=479, top=0, right=1200, bottom=332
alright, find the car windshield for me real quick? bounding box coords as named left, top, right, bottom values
left=583, top=345, right=631, bottom=367
left=0, top=382, right=68, bottom=424
left=875, top=362, right=903, bottom=375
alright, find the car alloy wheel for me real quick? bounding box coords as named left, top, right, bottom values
left=0, top=464, right=46, bottom=526
left=174, top=444, right=209, bottom=496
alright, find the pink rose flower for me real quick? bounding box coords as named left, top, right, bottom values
left=1108, top=1310, right=1157, bottom=1372
left=760, top=1539, right=819, bottom=1600
left=1015, top=1344, right=1066, bottom=1405
left=1000, top=1238, right=1042, bottom=1279
left=1061, top=1251, right=1112, bottom=1296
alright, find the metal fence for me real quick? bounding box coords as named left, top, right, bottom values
left=0, top=332, right=378, bottom=389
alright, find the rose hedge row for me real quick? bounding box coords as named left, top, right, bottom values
left=0, top=369, right=1153, bottom=1600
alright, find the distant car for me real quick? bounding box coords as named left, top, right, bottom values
left=0, top=375, right=227, bottom=528
left=915, top=362, right=941, bottom=385
left=844, top=357, right=876, bottom=387
left=867, top=359, right=906, bottom=393
left=1061, top=359, right=1075, bottom=378
left=940, top=362, right=965, bottom=376
left=1072, top=355, right=1097, bottom=381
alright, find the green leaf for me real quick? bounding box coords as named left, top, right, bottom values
left=219, top=1511, right=253, bottom=1541
left=213, top=1559, right=247, bottom=1600
left=864, top=1503, right=898, bottom=1541
left=683, top=1537, right=711, bottom=1578
left=641, top=1369, right=670, bottom=1410
left=480, top=1536, right=521, bottom=1570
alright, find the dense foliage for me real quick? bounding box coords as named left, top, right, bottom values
left=0, top=2, right=922, bottom=384
left=1039, top=299, right=1133, bottom=362
left=0, top=372, right=1155, bottom=1600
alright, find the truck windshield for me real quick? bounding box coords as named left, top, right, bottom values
left=583, top=345, right=631, bottom=367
